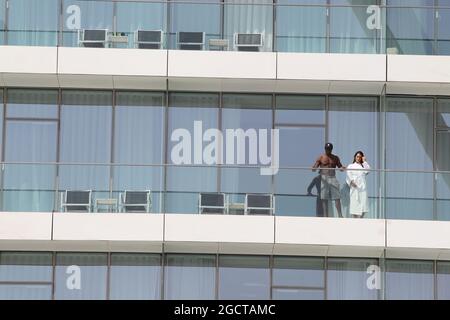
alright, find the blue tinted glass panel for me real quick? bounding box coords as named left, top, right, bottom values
left=276, top=0, right=327, bottom=53
left=8, top=0, right=58, bottom=46
left=165, top=254, right=216, bottom=300
left=219, top=256, right=270, bottom=300
left=386, top=260, right=434, bottom=300
left=110, top=254, right=161, bottom=300
left=62, top=0, right=113, bottom=47
left=55, top=253, right=107, bottom=300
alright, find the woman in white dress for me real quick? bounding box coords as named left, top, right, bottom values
left=346, top=151, right=370, bottom=218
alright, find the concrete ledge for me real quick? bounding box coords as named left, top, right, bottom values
left=388, top=55, right=450, bottom=83
left=52, top=213, right=164, bottom=242
left=164, top=214, right=275, bottom=244
left=277, top=53, right=386, bottom=82
left=275, top=217, right=386, bottom=248
left=58, top=47, right=167, bottom=76
left=387, top=219, right=450, bottom=250
left=0, top=212, right=52, bottom=241
left=168, top=50, right=277, bottom=79
left=0, top=46, right=57, bottom=74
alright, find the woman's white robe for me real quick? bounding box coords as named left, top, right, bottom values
left=346, top=162, right=370, bottom=216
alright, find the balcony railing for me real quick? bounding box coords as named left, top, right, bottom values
left=1, top=0, right=450, bottom=55
left=1, top=162, right=450, bottom=221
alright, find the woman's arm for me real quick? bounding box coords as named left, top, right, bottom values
left=346, top=164, right=357, bottom=187
left=363, top=161, right=371, bottom=175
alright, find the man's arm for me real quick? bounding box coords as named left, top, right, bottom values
left=337, top=156, right=346, bottom=171
left=312, top=156, right=321, bottom=172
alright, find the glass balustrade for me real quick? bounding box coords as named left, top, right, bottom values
left=0, top=162, right=449, bottom=222
left=1, top=0, right=450, bottom=55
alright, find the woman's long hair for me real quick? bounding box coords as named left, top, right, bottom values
left=353, top=151, right=365, bottom=165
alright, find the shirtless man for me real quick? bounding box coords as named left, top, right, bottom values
left=312, top=143, right=345, bottom=218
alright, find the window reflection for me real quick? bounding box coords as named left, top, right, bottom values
left=386, top=259, right=434, bottom=300
left=164, top=254, right=216, bottom=300
left=219, top=255, right=270, bottom=300
left=55, top=253, right=108, bottom=300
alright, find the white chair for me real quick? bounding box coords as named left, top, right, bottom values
left=120, top=191, right=152, bottom=213
left=245, top=194, right=274, bottom=215
left=61, top=190, right=92, bottom=212
left=199, top=193, right=226, bottom=214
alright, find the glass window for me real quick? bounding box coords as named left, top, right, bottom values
left=276, top=0, right=327, bottom=53
left=224, top=0, right=273, bottom=52
left=436, top=130, right=450, bottom=220
left=62, top=0, right=114, bottom=47
left=0, top=0, right=5, bottom=44
left=116, top=1, right=167, bottom=49
left=3, top=121, right=57, bottom=212
left=437, top=3, right=450, bottom=55
left=221, top=94, right=273, bottom=196
left=110, top=253, right=161, bottom=300
left=387, top=0, right=435, bottom=55
left=169, top=0, right=220, bottom=50
left=329, top=96, right=379, bottom=219
left=219, top=255, right=270, bottom=300
left=273, top=256, right=325, bottom=287
left=272, top=257, right=325, bottom=300
left=166, top=93, right=219, bottom=214
left=6, top=89, right=58, bottom=119
left=0, top=252, right=52, bottom=282
left=386, top=97, right=434, bottom=220
left=55, top=253, right=107, bottom=300
left=275, top=95, right=326, bottom=125
left=164, top=254, right=216, bottom=300
left=327, top=258, right=379, bottom=300
left=330, top=0, right=379, bottom=53
left=8, top=0, right=58, bottom=46
left=437, top=261, right=450, bottom=299
left=0, top=252, right=52, bottom=300
left=113, top=92, right=165, bottom=213
left=274, top=95, right=326, bottom=217
left=386, top=260, right=434, bottom=300
left=59, top=91, right=112, bottom=195
left=3, top=89, right=58, bottom=212
left=273, top=288, right=325, bottom=299
left=437, top=99, right=450, bottom=127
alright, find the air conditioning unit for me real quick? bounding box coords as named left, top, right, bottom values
left=134, top=30, right=163, bottom=49
left=177, top=31, right=205, bottom=50
left=78, top=29, right=108, bottom=48
left=234, top=33, right=263, bottom=51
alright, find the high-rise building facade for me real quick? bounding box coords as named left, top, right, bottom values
left=0, top=0, right=450, bottom=300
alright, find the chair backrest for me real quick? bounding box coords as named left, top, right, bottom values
left=200, top=193, right=224, bottom=207
left=64, top=190, right=91, bottom=212
left=135, top=30, right=162, bottom=49
left=246, top=194, right=273, bottom=215
left=178, top=31, right=205, bottom=50
left=79, top=29, right=108, bottom=48
left=122, top=191, right=150, bottom=213
left=124, top=191, right=149, bottom=205
left=66, top=190, right=90, bottom=205
left=199, top=193, right=225, bottom=214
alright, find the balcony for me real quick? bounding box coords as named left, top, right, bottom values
left=1, top=0, right=450, bottom=56
left=0, top=162, right=448, bottom=222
